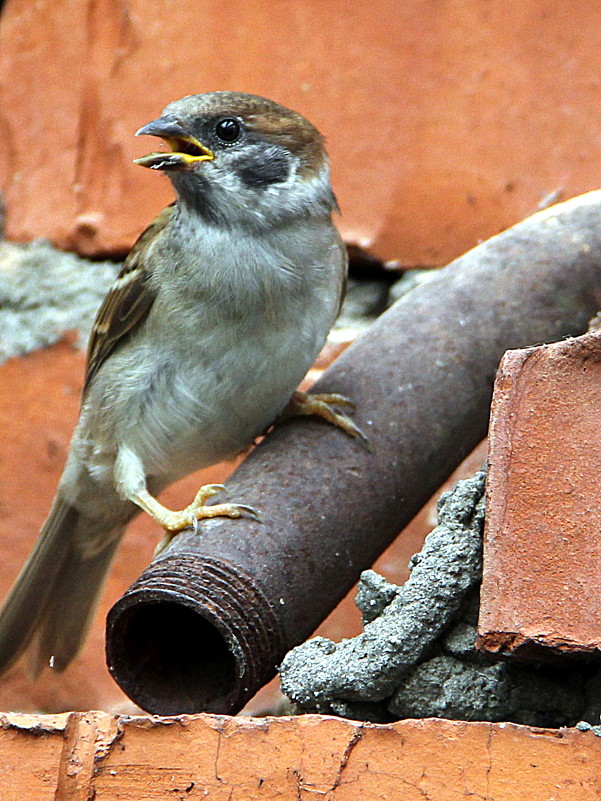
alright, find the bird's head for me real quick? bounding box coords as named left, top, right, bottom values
left=135, top=91, right=337, bottom=227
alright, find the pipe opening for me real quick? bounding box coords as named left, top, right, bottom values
left=108, top=599, right=237, bottom=715
left=106, top=554, right=285, bottom=714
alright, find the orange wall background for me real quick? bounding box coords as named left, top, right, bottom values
left=1, top=0, right=600, bottom=264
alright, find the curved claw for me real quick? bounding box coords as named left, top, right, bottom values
left=202, top=483, right=229, bottom=498
left=313, top=392, right=357, bottom=411
left=234, top=504, right=262, bottom=522
left=351, top=422, right=372, bottom=452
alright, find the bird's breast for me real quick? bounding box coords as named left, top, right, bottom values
left=81, top=214, right=344, bottom=485
left=130, top=301, right=332, bottom=481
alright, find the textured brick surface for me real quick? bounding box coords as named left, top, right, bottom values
left=479, top=332, right=601, bottom=657
left=1, top=711, right=600, bottom=800
left=3, top=0, right=601, bottom=263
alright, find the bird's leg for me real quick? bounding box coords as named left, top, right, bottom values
left=114, top=447, right=259, bottom=555
left=279, top=390, right=369, bottom=445
left=133, top=486, right=261, bottom=555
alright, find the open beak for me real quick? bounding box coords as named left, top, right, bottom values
left=134, top=115, right=215, bottom=171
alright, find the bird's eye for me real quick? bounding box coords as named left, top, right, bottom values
left=215, top=118, right=241, bottom=143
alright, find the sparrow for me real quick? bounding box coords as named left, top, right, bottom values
left=0, top=91, right=363, bottom=678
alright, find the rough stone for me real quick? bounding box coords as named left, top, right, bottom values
left=442, top=620, right=482, bottom=661
left=279, top=470, right=487, bottom=710
left=355, top=570, right=400, bottom=625
left=389, top=657, right=512, bottom=722
left=389, top=656, right=587, bottom=728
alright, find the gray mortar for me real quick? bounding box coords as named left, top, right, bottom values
left=279, top=469, right=487, bottom=710
left=280, top=469, right=601, bottom=727
left=0, top=239, right=119, bottom=362
left=335, top=277, right=389, bottom=327
left=387, top=267, right=440, bottom=305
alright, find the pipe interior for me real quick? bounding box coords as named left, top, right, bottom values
left=110, top=600, right=238, bottom=715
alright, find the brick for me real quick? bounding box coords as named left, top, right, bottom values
left=1, top=712, right=600, bottom=800
left=479, top=332, right=601, bottom=657
left=3, top=1, right=601, bottom=263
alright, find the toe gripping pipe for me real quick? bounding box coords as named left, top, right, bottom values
left=106, top=193, right=601, bottom=715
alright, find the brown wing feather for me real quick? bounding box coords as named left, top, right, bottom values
left=83, top=204, right=176, bottom=394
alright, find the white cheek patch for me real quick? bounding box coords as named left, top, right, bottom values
left=276, top=161, right=332, bottom=211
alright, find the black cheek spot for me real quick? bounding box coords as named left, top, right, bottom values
left=237, top=152, right=290, bottom=188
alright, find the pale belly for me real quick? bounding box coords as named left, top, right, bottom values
left=140, top=326, right=320, bottom=481
left=78, top=306, right=331, bottom=488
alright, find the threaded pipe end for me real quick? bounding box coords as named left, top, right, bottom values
left=106, top=554, right=285, bottom=715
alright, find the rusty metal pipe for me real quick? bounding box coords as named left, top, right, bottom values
left=106, top=193, right=601, bottom=715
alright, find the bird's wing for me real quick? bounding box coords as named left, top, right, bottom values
left=83, top=203, right=176, bottom=394
left=337, top=239, right=349, bottom=316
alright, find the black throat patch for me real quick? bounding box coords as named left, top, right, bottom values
left=236, top=149, right=290, bottom=188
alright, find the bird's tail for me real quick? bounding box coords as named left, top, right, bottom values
left=0, top=495, right=124, bottom=677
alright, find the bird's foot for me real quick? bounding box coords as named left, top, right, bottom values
left=133, top=485, right=260, bottom=555
left=280, top=390, right=369, bottom=446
